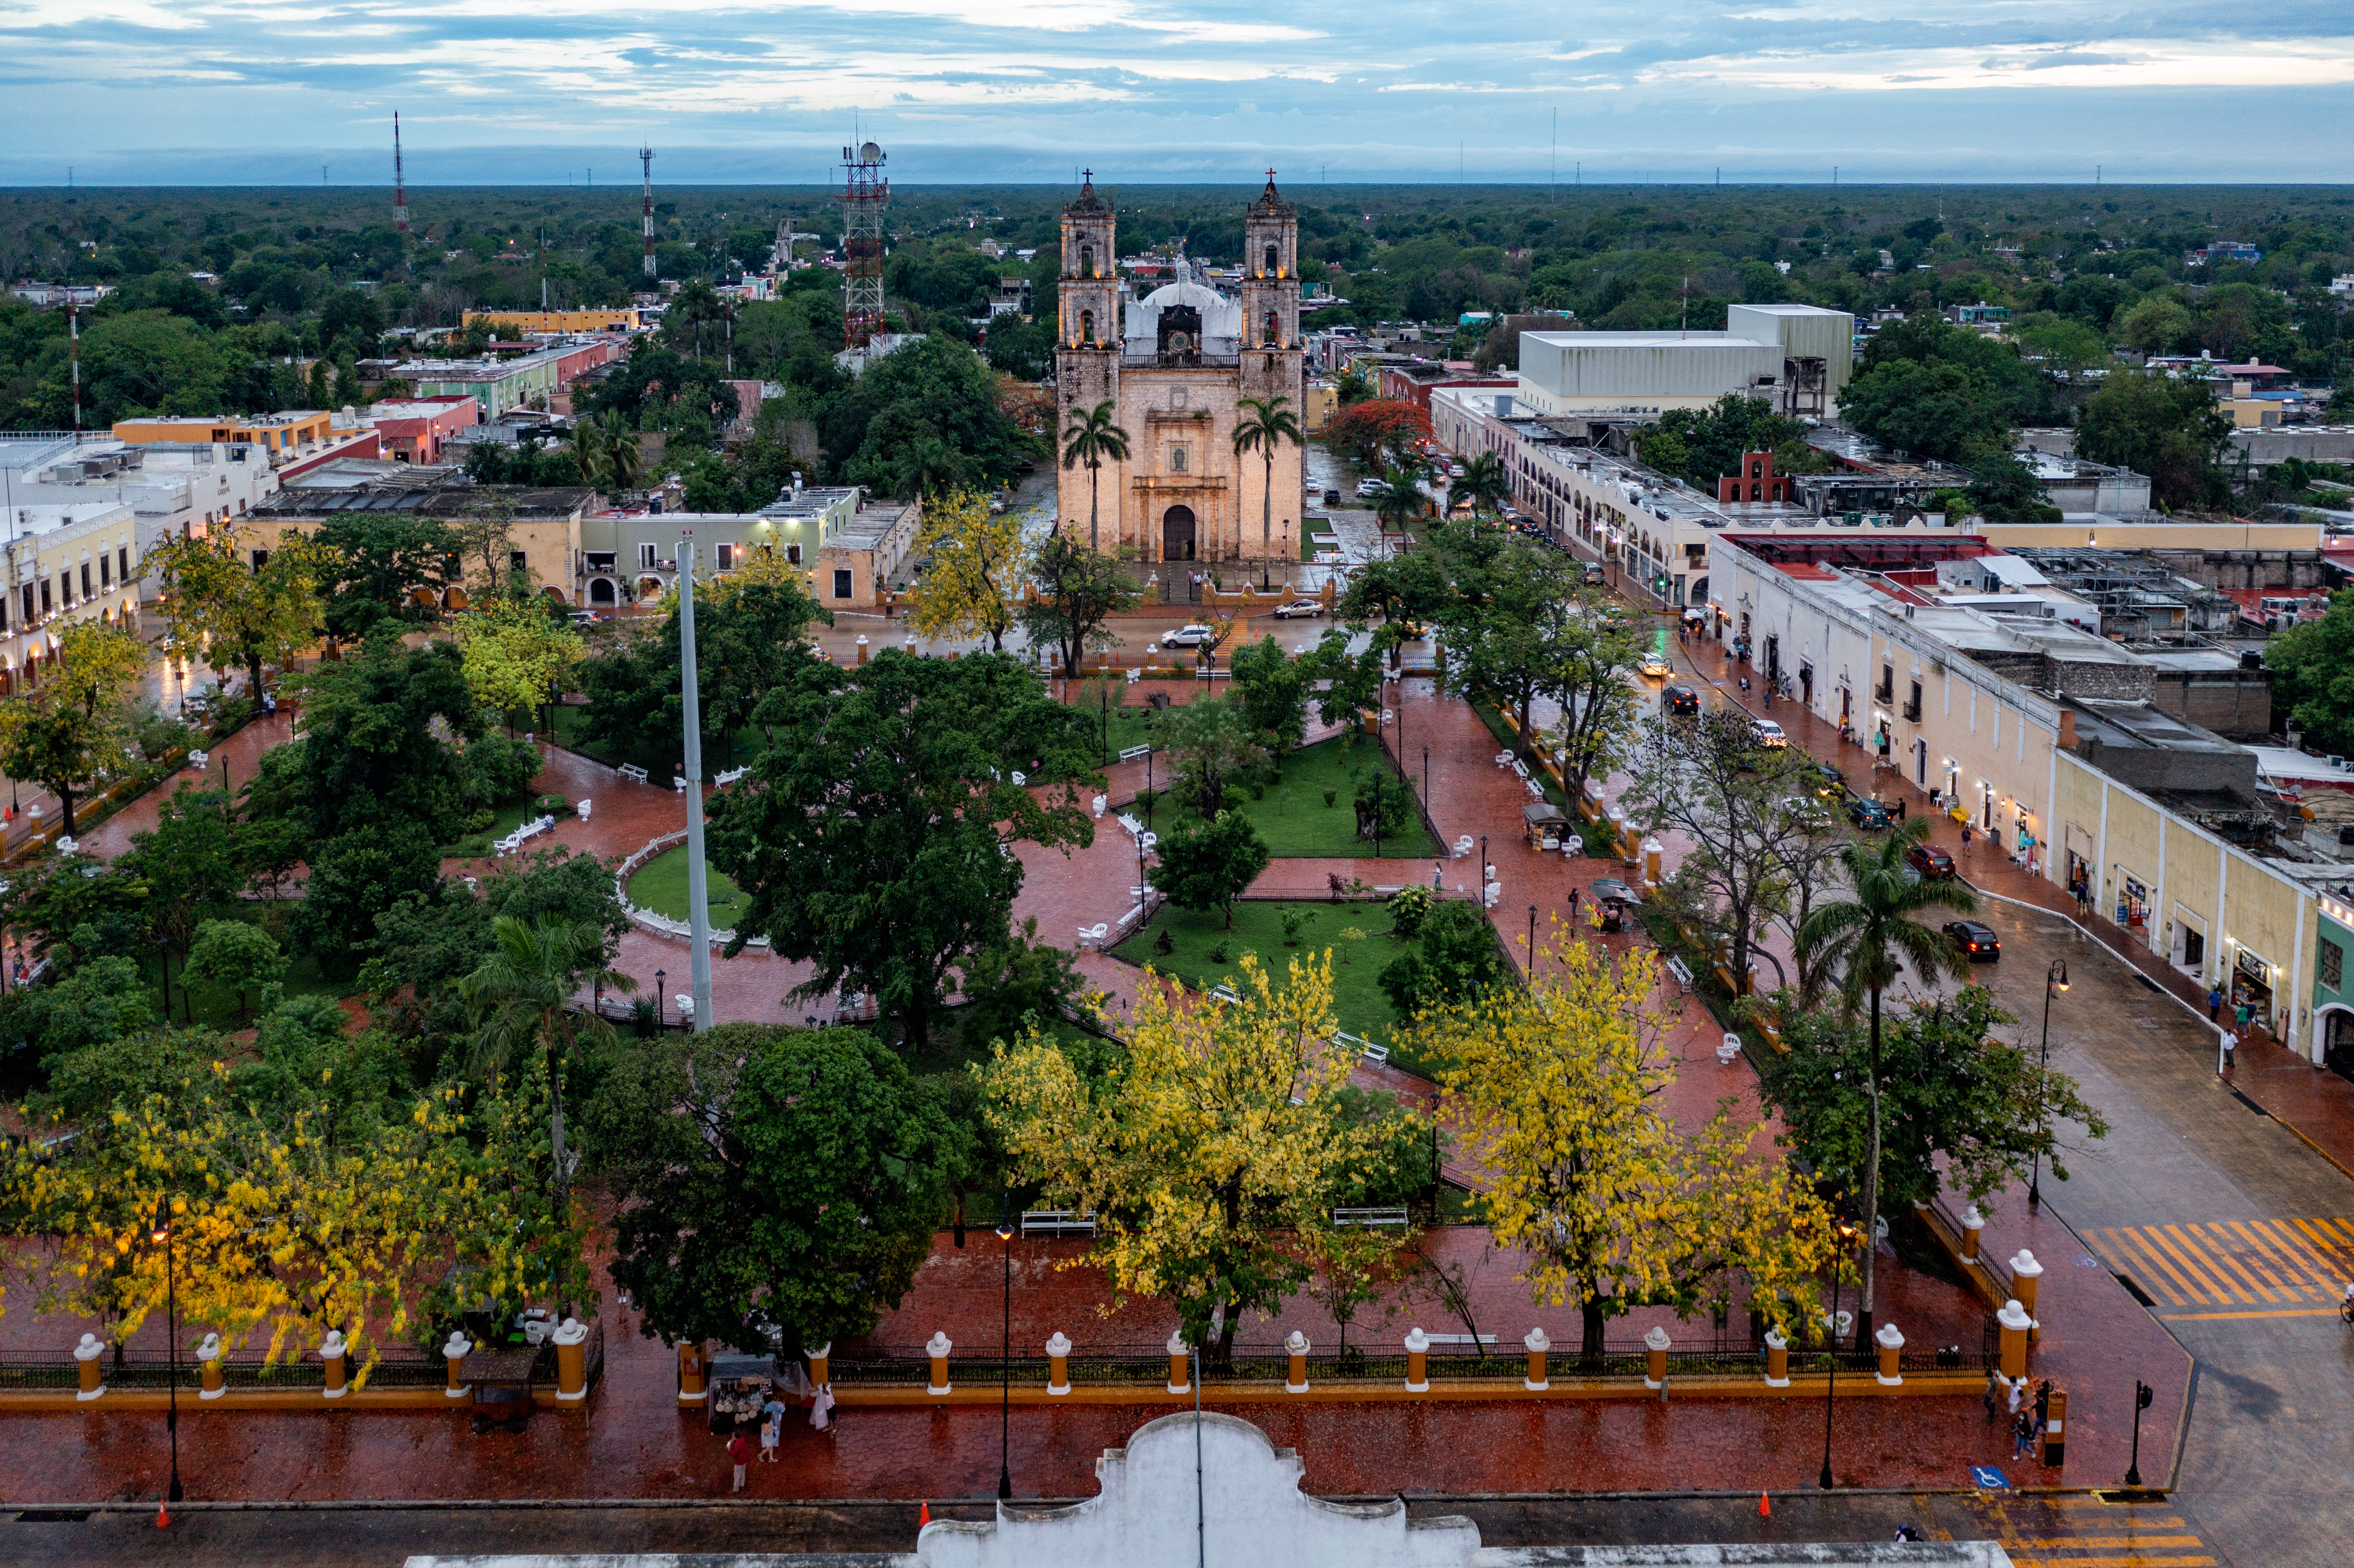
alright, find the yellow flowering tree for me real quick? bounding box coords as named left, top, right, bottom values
left=1435, top=930, right=1840, bottom=1365
left=908, top=490, right=1027, bottom=653
left=146, top=522, right=332, bottom=698
left=988, top=951, right=1411, bottom=1367
left=454, top=594, right=585, bottom=726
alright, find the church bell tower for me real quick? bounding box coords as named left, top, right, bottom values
left=1055, top=172, right=1123, bottom=548
left=1237, top=171, right=1305, bottom=563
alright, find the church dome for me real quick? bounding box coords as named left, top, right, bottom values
left=1125, top=279, right=1241, bottom=357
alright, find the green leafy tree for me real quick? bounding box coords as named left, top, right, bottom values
left=1020, top=530, right=1142, bottom=681
left=1158, top=694, right=1266, bottom=818
left=887, top=433, right=970, bottom=501
left=305, top=514, right=457, bottom=645
left=1837, top=358, right=2015, bottom=463
left=1794, top=818, right=1980, bottom=1341
left=0, top=690, right=122, bottom=839
left=0, top=955, right=153, bottom=1069
left=584, top=1022, right=968, bottom=1363
left=1155, top=810, right=1270, bottom=928
left=184, top=918, right=287, bottom=1019
left=2076, top=370, right=2235, bottom=510
left=1965, top=452, right=2058, bottom=521
left=708, top=651, right=1098, bottom=1052
left=1227, top=636, right=1309, bottom=757
left=1379, top=897, right=1509, bottom=1017
left=146, top=523, right=330, bottom=699
left=1060, top=398, right=1131, bottom=553
left=576, top=574, right=830, bottom=771
left=2267, top=592, right=2354, bottom=756
left=1452, top=450, right=1510, bottom=516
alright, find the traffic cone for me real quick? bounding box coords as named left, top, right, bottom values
left=156, top=1501, right=170, bottom=1529
left=1757, top=1490, right=1770, bottom=1519
left=919, top=1502, right=931, bottom=1528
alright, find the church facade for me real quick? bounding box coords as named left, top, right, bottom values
left=1053, top=174, right=1305, bottom=565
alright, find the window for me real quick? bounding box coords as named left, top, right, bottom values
left=57, top=572, right=70, bottom=608
left=251, top=549, right=269, bottom=572
left=639, top=543, right=657, bottom=569
left=21, top=585, right=33, bottom=624
left=716, top=543, right=735, bottom=570
left=585, top=551, right=615, bottom=571
left=99, top=554, right=110, bottom=590
left=2325, top=937, right=2345, bottom=993
left=1750, top=459, right=1762, bottom=479
left=786, top=542, right=803, bottom=564
left=1079, top=245, right=1095, bottom=280
left=1264, top=243, right=1278, bottom=276
left=509, top=550, right=528, bottom=572
left=833, top=569, right=853, bottom=599
left=1170, top=446, right=1187, bottom=473
left=1750, top=483, right=1762, bottom=501
left=80, top=562, right=92, bottom=599
left=1264, top=310, right=1279, bottom=345
left=1079, top=308, right=1094, bottom=344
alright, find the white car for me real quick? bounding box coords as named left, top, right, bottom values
left=1638, top=654, right=1671, bottom=680
left=1448, top=463, right=1467, bottom=479
left=1354, top=478, right=1392, bottom=498
left=1272, top=599, right=1324, bottom=620
left=1161, top=624, right=1218, bottom=648
left=1753, top=719, right=1788, bottom=748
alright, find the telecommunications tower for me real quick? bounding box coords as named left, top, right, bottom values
left=639, top=146, right=657, bottom=280
left=840, top=141, right=888, bottom=349
left=392, top=113, right=410, bottom=240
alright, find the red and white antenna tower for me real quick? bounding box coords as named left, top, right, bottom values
left=639, top=146, right=657, bottom=280
left=393, top=112, right=410, bottom=240
left=840, top=140, right=888, bottom=349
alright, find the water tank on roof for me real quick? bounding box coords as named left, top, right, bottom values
left=2240, top=649, right=2264, bottom=670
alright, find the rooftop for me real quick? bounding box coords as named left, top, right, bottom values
left=254, top=482, right=594, bottom=519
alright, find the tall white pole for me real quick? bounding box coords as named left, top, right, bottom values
left=678, top=532, right=714, bottom=1033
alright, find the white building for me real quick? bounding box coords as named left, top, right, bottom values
left=1512, top=304, right=1853, bottom=419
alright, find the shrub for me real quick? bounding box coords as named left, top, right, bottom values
left=534, top=793, right=572, bottom=818
left=1280, top=906, right=1315, bottom=946
left=1322, top=787, right=1338, bottom=807
left=1386, top=884, right=1435, bottom=939
left=464, top=734, right=541, bottom=807
left=465, top=808, right=495, bottom=833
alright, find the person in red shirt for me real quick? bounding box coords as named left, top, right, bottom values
left=728, top=1429, right=749, bottom=1492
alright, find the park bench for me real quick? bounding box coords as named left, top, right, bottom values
left=494, top=815, right=556, bottom=857
left=1021, top=1210, right=1097, bottom=1238
left=1334, top=1030, right=1389, bottom=1065
left=1664, top=955, right=1694, bottom=991
left=616, top=763, right=650, bottom=785
left=1118, top=743, right=1154, bottom=763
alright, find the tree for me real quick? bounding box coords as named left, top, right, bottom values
left=1638, top=395, right=1813, bottom=488
left=1227, top=636, right=1308, bottom=757
left=1378, top=897, right=1509, bottom=1017
left=573, top=411, right=641, bottom=498
left=454, top=595, right=585, bottom=726
left=121, top=782, right=244, bottom=964
left=987, top=951, right=1412, bottom=1366
left=1374, top=466, right=1429, bottom=534
left=2076, top=370, right=2235, bottom=510
left=1758, top=984, right=2109, bottom=1218
left=585, top=1022, right=966, bottom=1364
left=1155, top=809, right=1270, bottom=928
left=1231, top=394, right=1304, bottom=572
left=1020, top=530, right=1141, bottom=682
left=1837, top=358, right=2015, bottom=463
left=458, top=915, right=627, bottom=1220
left=908, top=490, right=1026, bottom=653
left=1622, top=708, right=1814, bottom=996
left=1301, top=1217, right=1411, bottom=1364
left=1453, top=450, right=1509, bottom=516
left=1060, top=398, right=1131, bottom=553
left=823, top=335, right=1038, bottom=493
left=0, top=689, right=122, bottom=838
left=306, top=513, right=458, bottom=644
left=1326, top=400, right=1432, bottom=470
left=708, top=651, right=1098, bottom=1052
left=886, top=433, right=970, bottom=501
left=1158, top=694, right=1265, bottom=818
left=445, top=497, right=520, bottom=599
left=0, top=954, right=153, bottom=1067
left=1436, top=534, right=1581, bottom=762
left=1436, top=935, right=1840, bottom=1363
left=2266, top=590, right=2354, bottom=757
left=184, top=917, right=287, bottom=1019
left=1547, top=599, right=1650, bottom=807
left=1794, top=817, right=1980, bottom=1343
left=146, top=522, right=330, bottom=698
left=576, top=572, right=830, bottom=772
left=48, top=618, right=149, bottom=722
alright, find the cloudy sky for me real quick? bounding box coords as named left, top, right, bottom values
left=4, top=0, right=2349, bottom=184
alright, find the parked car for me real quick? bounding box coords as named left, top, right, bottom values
left=1784, top=796, right=1834, bottom=833
left=1907, top=843, right=1957, bottom=880
left=1161, top=624, right=1218, bottom=648
left=1448, top=463, right=1467, bottom=479
left=1809, top=762, right=1846, bottom=798
left=1355, top=478, right=1392, bottom=498
left=1665, top=684, right=1700, bottom=716
left=1846, top=796, right=1894, bottom=829
left=1752, top=719, right=1787, bottom=748
left=1323, top=488, right=1341, bottom=506
left=1272, top=599, right=1324, bottom=620
left=1943, top=919, right=2001, bottom=961
left=1582, top=563, right=1606, bottom=585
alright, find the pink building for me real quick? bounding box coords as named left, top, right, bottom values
left=371, top=396, right=482, bottom=464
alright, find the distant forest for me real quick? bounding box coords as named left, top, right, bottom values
left=2, top=181, right=2348, bottom=470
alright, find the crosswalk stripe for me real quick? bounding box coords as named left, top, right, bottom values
left=2008, top=1558, right=2216, bottom=1568
left=2089, top=1217, right=2354, bottom=1307
left=2017, top=1537, right=2205, bottom=1549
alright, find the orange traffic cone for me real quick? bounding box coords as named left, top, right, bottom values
left=156, top=1502, right=170, bottom=1529
left=919, top=1502, right=931, bottom=1528
left=1757, top=1490, right=1770, bottom=1518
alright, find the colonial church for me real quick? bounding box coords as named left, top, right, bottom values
left=1053, top=172, right=1305, bottom=565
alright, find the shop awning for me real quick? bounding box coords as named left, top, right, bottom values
left=1523, top=803, right=1568, bottom=828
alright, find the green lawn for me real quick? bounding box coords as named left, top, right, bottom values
left=148, top=902, right=352, bottom=1034
left=1150, top=737, right=1438, bottom=859
left=1113, top=899, right=1414, bottom=1043
left=626, top=844, right=750, bottom=927
left=440, top=796, right=541, bottom=859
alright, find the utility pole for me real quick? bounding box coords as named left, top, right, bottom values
left=640, top=145, right=657, bottom=280
left=68, top=303, right=81, bottom=440
left=393, top=113, right=410, bottom=241
left=677, top=532, right=714, bottom=1034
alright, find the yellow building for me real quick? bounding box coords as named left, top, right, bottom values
left=462, top=309, right=645, bottom=336
left=1301, top=382, right=1339, bottom=435
left=2, top=501, right=145, bottom=695
left=113, top=412, right=334, bottom=459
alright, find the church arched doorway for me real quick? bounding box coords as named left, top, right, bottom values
left=1162, top=505, right=1197, bottom=562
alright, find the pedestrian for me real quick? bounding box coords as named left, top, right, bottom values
left=2013, top=1408, right=2036, bottom=1460
left=1432, top=860, right=1444, bottom=890
left=1567, top=886, right=1582, bottom=927
left=728, top=1429, right=749, bottom=1492
left=2208, top=986, right=2224, bottom=1022
left=1961, top=823, right=1973, bottom=850
left=1894, top=1525, right=1923, bottom=1543
left=2236, top=1001, right=2251, bottom=1032
left=759, top=1415, right=780, bottom=1463
left=1894, top=796, right=1907, bottom=821
left=2222, top=1028, right=2238, bottom=1070
left=2035, top=1380, right=2052, bottom=1428
left=2006, top=1376, right=2025, bottom=1419
left=1983, top=1368, right=2002, bottom=1422
left=811, top=1381, right=836, bottom=1431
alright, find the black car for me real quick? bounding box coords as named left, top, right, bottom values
left=1846, top=796, right=1894, bottom=830
left=1943, top=920, right=2001, bottom=962
left=1323, top=488, right=1341, bottom=506
left=1665, top=685, right=1700, bottom=716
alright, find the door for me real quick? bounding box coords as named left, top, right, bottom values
left=1915, top=738, right=1927, bottom=787
left=1162, top=505, right=1197, bottom=562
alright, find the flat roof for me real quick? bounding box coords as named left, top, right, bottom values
left=2066, top=697, right=2243, bottom=755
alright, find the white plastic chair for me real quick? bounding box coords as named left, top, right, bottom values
left=1091, top=793, right=1108, bottom=818
left=1451, top=834, right=1474, bottom=859
left=1717, top=1033, right=1742, bottom=1065
left=1076, top=923, right=1108, bottom=948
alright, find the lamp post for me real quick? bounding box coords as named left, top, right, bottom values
left=1528, top=904, right=1538, bottom=972
left=1421, top=746, right=1429, bottom=813
left=156, top=936, right=172, bottom=1026
left=149, top=1199, right=184, bottom=1508
left=2030, top=959, right=2068, bottom=1210
left=654, top=968, right=666, bottom=1029
left=2126, top=1379, right=2153, bottom=1487
left=995, top=1218, right=1015, bottom=1501
left=1819, top=1218, right=1859, bottom=1491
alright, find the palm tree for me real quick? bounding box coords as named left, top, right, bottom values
left=573, top=410, right=641, bottom=500
left=1373, top=463, right=1426, bottom=538
left=1455, top=451, right=1510, bottom=518
left=458, top=916, right=629, bottom=1217
left=1231, top=394, right=1305, bottom=586
left=1060, top=399, right=1131, bottom=552
left=888, top=434, right=968, bottom=501
left=1795, top=817, right=1978, bottom=1345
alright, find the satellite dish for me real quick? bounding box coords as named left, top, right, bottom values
left=859, top=141, right=883, bottom=163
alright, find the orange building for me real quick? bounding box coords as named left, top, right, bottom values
left=113, top=411, right=334, bottom=457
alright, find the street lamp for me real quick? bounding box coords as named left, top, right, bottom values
left=995, top=1217, right=1015, bottom=1502
left=1528, top=904, right=1538, bottom=971
left=2029, top=959, right=2068, bottom=1210
left=2126, top=1379, right=2154, bottom=1487
left=150, top=1199, right=185, bottom=1509
left=1819, top=1217, right=1860, bottom=1491
left=654, top=969, right=666, bottom=1029
left=1421, top=746, right=1429, bottom=812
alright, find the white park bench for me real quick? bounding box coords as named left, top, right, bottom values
left=1334, top=1030, right=1389, bottom=1064
left=1333, top=1207, right=1410, bottom=1228
left=1021, top=1210, right=1097, bottom=1238
left=1451, top=834, right=1475, bottom=859
left=1118, top=743, right=1153, bottom=763
left=1210, top=984, right=1242, bottom=1005
left=617, top=763, right=650, bottom=784
left=1664, top=955, right=1694, bottom=992
left=495, top=815, right=557, bottom=856
left=1117, top=812, right=1145, bottom=837
left=714, top=766, right=747, bottom=786
left=1075, top=922, right=1108, bottom=949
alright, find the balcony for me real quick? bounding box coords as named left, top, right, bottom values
left=1874, top=684, right=1894, bottom=705
left=1902, top=700, right=1922, bottom=722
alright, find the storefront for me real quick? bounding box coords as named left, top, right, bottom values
left=2231, top=945, right=2277, bottom=1036
left=2114, top=866, right=2153, bottom=932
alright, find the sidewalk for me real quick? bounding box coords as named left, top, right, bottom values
left=1670, top=629, right=2354, bottom=1182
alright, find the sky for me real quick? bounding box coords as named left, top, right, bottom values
left=2, top=0, right=2350, bottom=185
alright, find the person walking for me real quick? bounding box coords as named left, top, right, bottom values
left=1983, top=1368, right=2002, bottom=1422
left=2208, top=986, right=2224, bottom=1022
left=2006, top=1376, right=2025, bottom=1421
left=2013, top=1407, right=2037, bottom=1460
left=728, top=1429, right=750, bottom=1492
left=759, top=1414, right=780, bottom=1464
left=1566, top=886, right=1581, bottom=927
left=2222, top=1027, right=2239, bottom=1070
left=2236, top=1000, right=2252, bottom=1034
left=1894, top=796, right=1907, bottom=822
left=1432, top=860, right=1444, bottom=890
